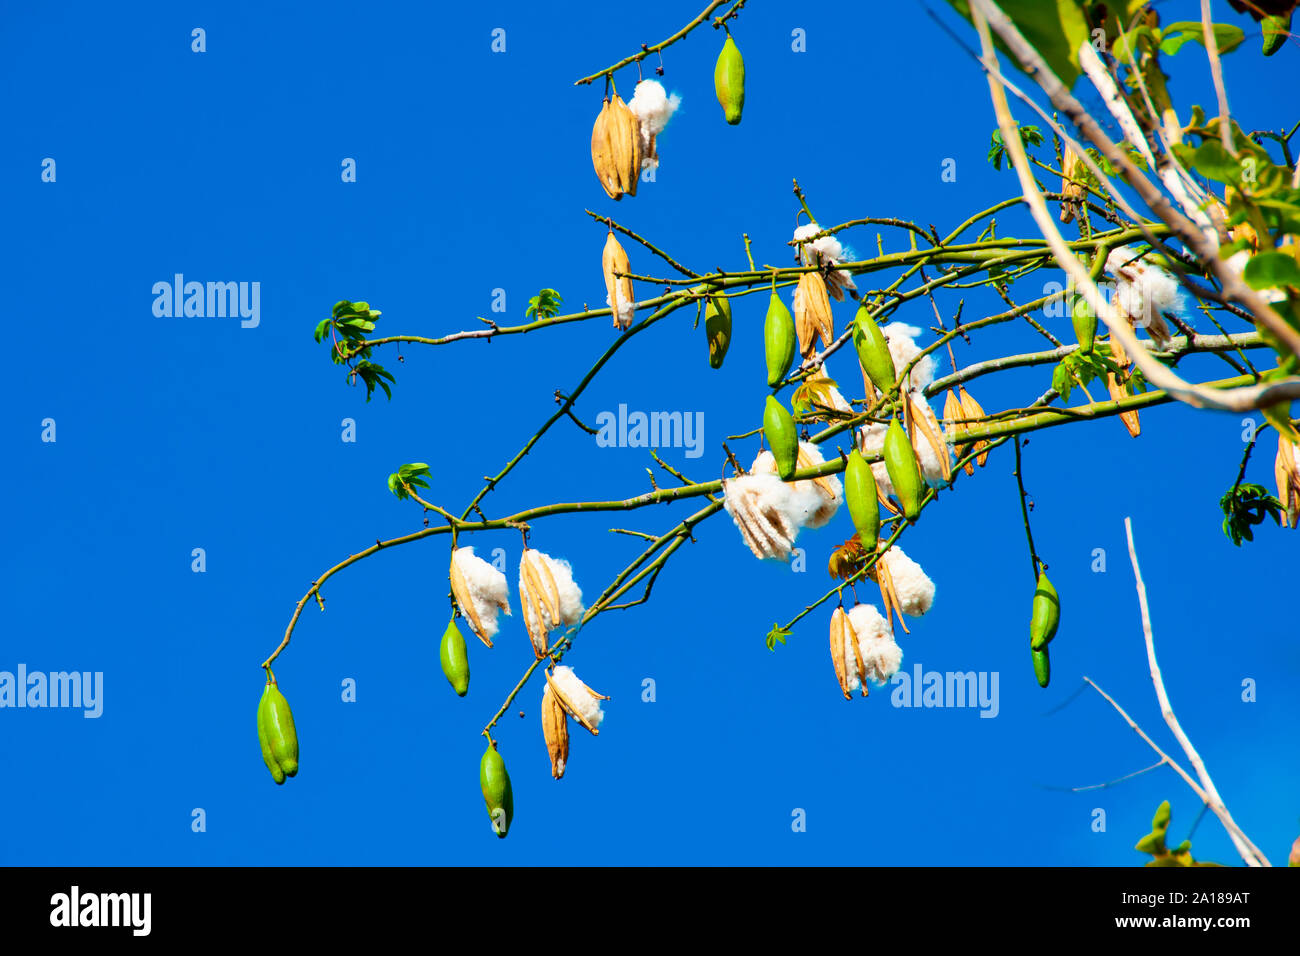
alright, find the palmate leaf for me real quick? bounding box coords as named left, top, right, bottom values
left=1219, top=482, right=1283, bottom=546
left=525, top=288, right=564, bottom=320
left=388, top=463, right=432, bottom=500
left=765, top=624, right=792, bottom=652
left=351, top=360, right=395, bottom=402
left=987, top=124, right=1045, bottom=171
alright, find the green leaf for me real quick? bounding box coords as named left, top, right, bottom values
left=1157, top=21, right=1245, bottom=57
left=947, top=0, right=1091, bottom=87
left=525, top=288, right=564, bottom=320
left=765, top=624, right=792, bottom=652
left=1242, top=251, right=1300, bottom=291
left=1188, top=140, right=1242, bottom=184
left=314, top=318, right=332, bottom=343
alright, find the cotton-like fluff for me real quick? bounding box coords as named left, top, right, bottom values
left=627, top=79, right=680, bottom=170
left=882, top=323, right=936, bottom=392
left=723, top=473, right=801, bottom=561
left=793, top=222, right=857, bottom=300
left=450, top=546, right=511, bottom=643
left=1226, top=248, right=1289, bottom=304
left=857, top=418, right=948, bottom=490
left=550, top=665, right=605, bottom=729
left=749, top=442, right=843, bottom=528
left=518, top=549, right=585, bottom=656
left=606, top=284, right=635, bottom=328
left=1105, top=246, right=1185, bottom=341
left=879, top=546, right=935, bottom=616
left=844, top=604, right=903, bottom=689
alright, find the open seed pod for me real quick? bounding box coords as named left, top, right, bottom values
left=449, top=546, right=511, bottom=648
left=602, top=232, right=635, bottom=330
left=906, top=392, right=952, bottom=484
left=829, top=606, right=868, bottom=700
left=544, top=666, right=609, bottom=736
left=794, top=272, right=833, bottom=358
left=541, top=683, right=569, bottom=779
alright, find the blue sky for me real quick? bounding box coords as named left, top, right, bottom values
left=2, top=0, right=1297, bottom=865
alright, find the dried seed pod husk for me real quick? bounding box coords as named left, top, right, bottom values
left=607, top=94, right=643, bottom=197
left=544, top=668, right=609, bottom=736
left=764, top=291, right=796, bottom=387
left=602, top=232, right=635, bottom=330
left=590, top=99, right=620, bottom=200
left=450, top=548, right=509, bottom=648
left=1107, top=371, right=1141, bottom=438
left=763, top=395, right=799, bottom=480
left=958, top=386, right=989, bottom=467
left=907, top=392, right=951, bottom=484
left=1060, top=145, right=1086, bottom=224
left=520, top=548, right=563, bottom=658
left=1275, top=433, right=1300, bottom=529
left=794, top=272, right=833, bottom=358
left=541, top=684, right=569, bottom=779
left=829, top=606, right=867, bottom=700
left=944, top=389, right=975, bottom=477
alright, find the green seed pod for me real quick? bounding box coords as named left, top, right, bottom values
left=883, top=419, right=924, bottom=521
left=256, top=686, right=285, bottom=785
left=1032, top=645, right=1051, bottom=688
left=1071, top=295, right=1097, bottom=354
left=843, top=450, right=880, bottom=548
left=1029, top=573, right=1060, bottom=651
left=763, top=395, right=798, bottom=480
left=439, top=618, right=470, bottom=697
left=764, top=292, right=796, bottom=388
left=714, top=35, right=745, bottom=125
left=480, top=744, right=514, bottom=839
left=263, top=681, right=299, bottom=777
left=704, top=296, right=732, bottom=369
left=852, top=305, right=896, bottom=393
left=1263, top=14, right=1290, bottom=56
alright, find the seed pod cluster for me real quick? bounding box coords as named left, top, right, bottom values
left=944, top=386, right=989, bottom=476
left=257, top=675, right=299, bottom=786
left=602, top=232, right=636, bottom=330
left=763, top=396, right=799, bottom=480
left=764, top=292, right=796, bottom=387
left=439, top=618, right=470, bottom=697
left=704, top=295, right=732, bottom=369
left=714, top=35, right=745, bottom=125
left=590, top=95, right=643, bottom=200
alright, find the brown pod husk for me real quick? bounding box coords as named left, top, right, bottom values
left=541, top=683, right=570, bottom=779
left=602, top=233, right=635, bottom=330
left=794, top=273, right=833, bottom=358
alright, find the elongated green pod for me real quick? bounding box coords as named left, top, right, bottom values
left=1071, top=295, right=1097, bottom=353
left=883, top=419, right=924, bottom=520
left=1263, top=14, right=1290, bottom=56
left=714, top=36, right=745, bottom=125
left=764, top=292, right=796, bottom=387
left=257, top=686, right=286, bottom=785
left=763, top=396, right=798, bottom=479
left=440, top=618, right=470, bottom=697
left=844, top=450, right=880, bottom=548
left=480, top=744, right=514, bottom=839
left=852, top=305, right=896, bottom=393
left=704, top=296, right=732, bottom=369
left=262, top=681, right=299, bottom=777
left=1029, top=573, right=1061, bottom=651
left=1032, top=645, right=1051, bottom=688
